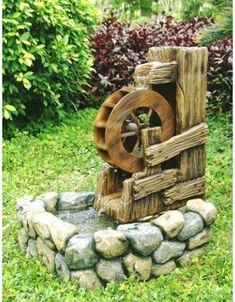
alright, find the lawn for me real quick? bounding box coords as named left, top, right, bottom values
left=3, top=108, right=232, bottom=301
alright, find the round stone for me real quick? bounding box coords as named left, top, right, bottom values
left=65, top=235, right=99, bottom=270
left=71, top=269, right=103, bottom=289
left=95, top=259, right=126, bottom=283
left=153, top=241, right=186, bottom=264
left=186, top=199, right=217, bottom=226
left=177, top=212, right=204, bottom=241
left=117, top=222, right=163, bottom=256
left=94, top=229, right=128, bottom=259
left=55, top=253, right=70, bottom=279
left=123, top=253, right=152, bottom=281
left=152, top=210, right=185, bottom=238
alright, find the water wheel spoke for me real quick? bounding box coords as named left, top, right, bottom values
left=147, top=108, right=153, bottom=120
left=121, top=131, right=137, bottom=138
left=131, top=112, right=141, bottom=127
left=132, top=139, right=140, bottom=153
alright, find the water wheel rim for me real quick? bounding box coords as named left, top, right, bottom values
left=94, top=87, right=135, bottom=165
left=105, top=89, right=175, bottom=173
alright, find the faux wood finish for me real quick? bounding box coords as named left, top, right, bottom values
left=133, top=169, right=178, bottom=200
left=134, top=61, right=177, bottom=87
left=95, top=164, right=122, bottom=197
left=94, top=46, right=208, bottom=223
left=142, top=126, right=162, bottom=175
left=145, top=123, right=208, bottom=166
left=176, top=47, right=208, bottom=180
left=163, top=176, right=206, bottom=205
left=105, top=89, right=175, bottom=173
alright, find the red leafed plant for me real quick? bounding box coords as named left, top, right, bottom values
left=207, top=37, right=232, bottom=113
left=90, top=16, right=211, bottom=99
left=89, top=16, right=232, bottom=114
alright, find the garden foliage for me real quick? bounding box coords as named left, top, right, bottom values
left=3, top=0, right=97, bottom=121
left=207, top=37, right=232, bottom=113
left=91, top=16, right=232, bottom=113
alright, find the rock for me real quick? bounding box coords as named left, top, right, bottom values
left=123, top=253, right=152, bottom=281
left=177, top=246, right=207, bottom=267
left=151, top=260, right=176, bottom=277
left=58, top=192, right=94, bottom=211
left=16, top=195, right=34, bottom=222
left=65, top=235, right=99, bottom=270
left=94, top=229, right=128, bottom=259
left=95, top=259, right=126, bottom=283
left=21, top=200, right=45, bottom=238
left=117, top=223, right=162, bottom=256
left=37, top=237, right=56, bottom=273
left=186, top=199, right=217, bottom=226
left=42, top=238, right=56, bottom=250
left=55, top=253, right=70, bottom=279
left=188, top=228, right=212, bottom=250
left=152, top=210, right=185, bottom=238
left=26, top=239, right=38, bottom=258
left=153, top=241, right=186, bottom=264
left=177, top=212, right=204, bottom=241
left=33, top=212, right=57, bottom=240
left=18, top=228, right=29, bottom=251
left=48, top=219, right=78, bottom=252
left=38, top=192, right=58, bottom=213
left=71, top=269, right=103, bottom=289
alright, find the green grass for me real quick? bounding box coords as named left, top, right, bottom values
left=3, top=108, right=232, bottom=301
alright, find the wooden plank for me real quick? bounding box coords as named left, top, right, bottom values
left=147, top=46, right=178, bottom=63
left=175, top=47, right=208, bottom=180
left=141, top=126, right=162, bottom=175
left=95, top=164, right=122, bottom=197
left=147, top=61, right=177, bottom=84
left=133, top=169, right=178, bottom=200
left=134, top=61, right=177, bottom=87
left=162, top=176, right=205, bottom=205
left=121, top=179, right=134, bottom=205
left=145, top=123, right=208, bottom=166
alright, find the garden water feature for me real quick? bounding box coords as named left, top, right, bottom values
left=16, top=191, right=217, bottom=290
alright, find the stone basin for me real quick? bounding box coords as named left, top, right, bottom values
left=16, top=192, right=217, bottom=290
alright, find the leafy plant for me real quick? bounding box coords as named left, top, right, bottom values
left=90, top=16, right=211, bottom=101
left=91, top=15, right=232, bottom=114
left=3, top=0, right=97, bottom=122
left=201, top=5, right=232, bottom=45
left=207, top=37, right=232, bottom=114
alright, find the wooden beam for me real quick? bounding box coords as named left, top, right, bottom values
left=145, top=123, right=208, bottom=167
left=147, top=46, right=178, bottom=63
left=162, top=176, right=205, bottom=205
left=134, top=61, right=177, bottom=86
left=133, top=169, right=178, bottom=200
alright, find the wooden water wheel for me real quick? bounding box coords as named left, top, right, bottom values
left=94, top=88, right=175, bottom=173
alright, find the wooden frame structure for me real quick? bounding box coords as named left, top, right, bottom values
left=94, top=46, right=208, bottom=223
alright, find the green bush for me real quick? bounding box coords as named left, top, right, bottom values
left=3, top=0, right=97, bottom=122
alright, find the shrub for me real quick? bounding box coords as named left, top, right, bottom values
left=3, top=0, right=97, bottom=122
left=91, top=16, right=232, bottom=114
left=91, top=16, right=211, bottom=101
left=207, top=37, right=232, bottom=114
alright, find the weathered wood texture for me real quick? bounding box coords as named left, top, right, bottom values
left=94, top=46, right=208, bottom=223
left=133, top=169, right=177, bottom=200
left=141, top=126, right=162, bottom=176
left=105, top=89, right=175, bottom=173
left=95, top=164, right=122, bottom=197
left=145, top=123, right=208, bottom=166
left=176, top=47, right=208, bottom=180
left=162, top=176, right=205, bottom=205
left=148, top=46, right=178, bottom=63
left=134, top=61, right=177, bottom=87
left=94, top=190, right=187, bottom=223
